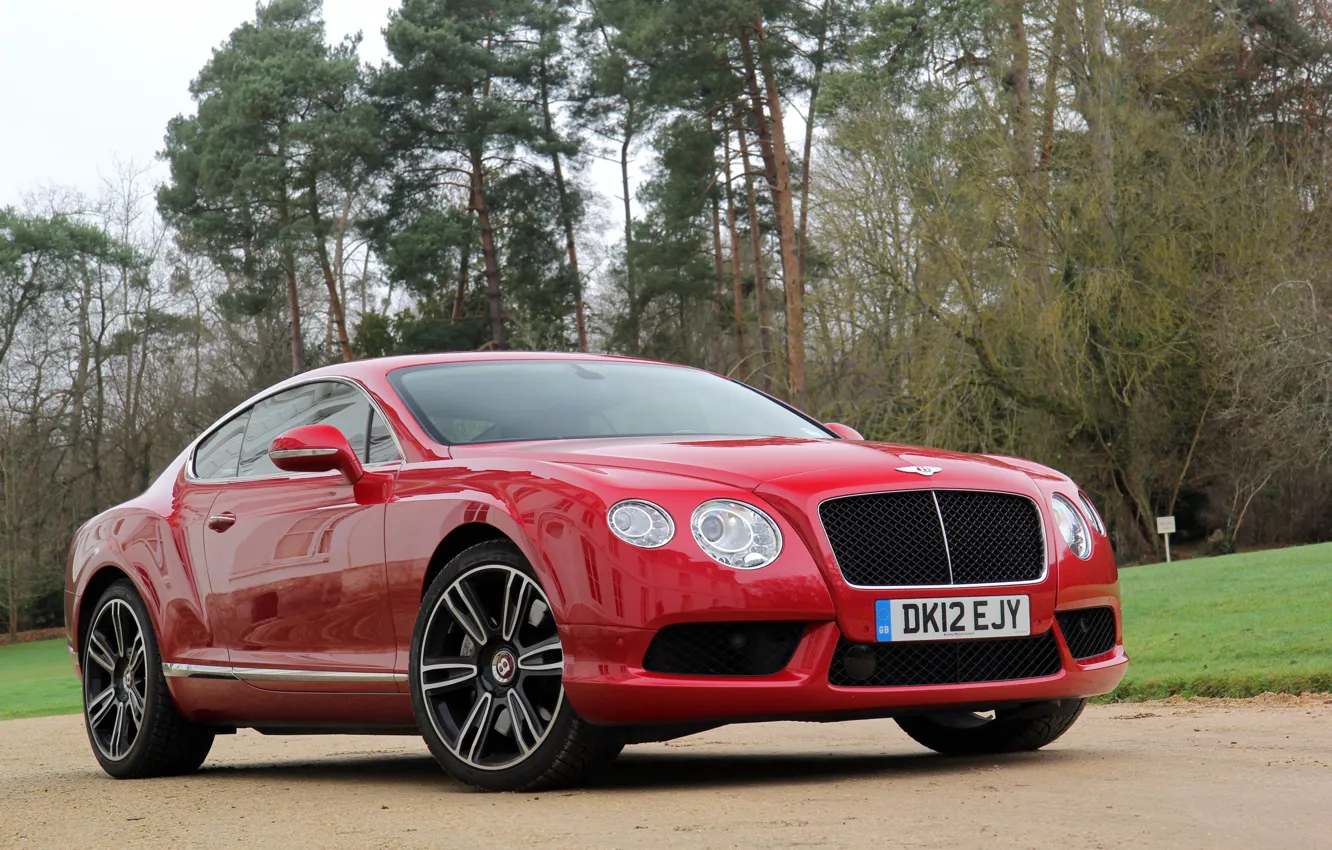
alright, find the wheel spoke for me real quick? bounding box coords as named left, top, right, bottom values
left=129, top=633, right=145, bottom=672
left=420, top=661, right=478, bottom=693
left=110, top=702, right=127, bottom=758
left=506, top=690, right=538, bottom=754
left=517, top=638, right=563, bottom=674
left=87, top=686, right=116, bottom=726
left=446, top=582, right=491, bottom=647
left=110, top=603, right=126, bottom=655
left=501, top=575, right=531, bottom=643
left=128, top=687, right=145, bottom=726
left=454, top=691, right=493, bottom=764
left=87, top=632, right=117, bottom=674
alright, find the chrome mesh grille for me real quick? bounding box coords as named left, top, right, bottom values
left=828, top=631, right=1063, bottom=687
left=819, top=490, right=1045, bottom=587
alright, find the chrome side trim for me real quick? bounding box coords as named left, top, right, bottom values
left=161, top=662, right=406, bottom=684
left=233, top=668, right=406, bottom=684
left=817, top=488, right=1050, bottom=590
left=162, top=663, right=236, bottom=680
left=268, top=447, right=340, bottom=459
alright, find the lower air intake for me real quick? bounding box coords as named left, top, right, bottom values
left=642, top=622, right=806, bottom=677
left=829, top=631, right=1063, bottom=687
left=1056, top=608, right=1118, bottom=660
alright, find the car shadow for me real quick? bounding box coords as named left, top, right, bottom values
left=195, top=746, right=1085, bottom=793
left=592, top=747, right=1078, bottom=791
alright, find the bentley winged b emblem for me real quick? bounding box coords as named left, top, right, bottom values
left=897, top=465, right=943, bottom=477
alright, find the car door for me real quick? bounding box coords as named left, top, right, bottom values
left=202, top=380, right=401, bottom=691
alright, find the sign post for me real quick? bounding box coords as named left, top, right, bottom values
left=1156, top=516, right=1177, bottom=563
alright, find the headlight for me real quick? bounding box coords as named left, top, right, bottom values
left=1078, top=491, right=1105, bottom=536
left=690, top=500, right=782, bottom=568
left=607, top=500, right=674, bottom=548
left=1051, top=494, right=1092, bottom=559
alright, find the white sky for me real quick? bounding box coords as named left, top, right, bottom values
left=0, top=0, right=401, bottom=208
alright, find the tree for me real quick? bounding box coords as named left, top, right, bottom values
left=375, top=0, right=554, bottom=350
left=159, top=0, right=373, bottom=373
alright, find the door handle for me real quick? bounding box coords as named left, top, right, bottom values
left=207, top=512, right=237, bottom=532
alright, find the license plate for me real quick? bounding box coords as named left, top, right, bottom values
left=874, top=595, right=1030, bottom=642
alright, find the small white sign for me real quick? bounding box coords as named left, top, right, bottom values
left=1156, top=516, right=1176, bottom=535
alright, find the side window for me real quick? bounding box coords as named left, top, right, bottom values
left=365, top=410, right=400, bottom=464
left=193, top=411, right=251, bottom=480
left=237, top=382, right=371, bottom=478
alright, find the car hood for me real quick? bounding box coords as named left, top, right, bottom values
left=450, top=436, right=1051, bottom=492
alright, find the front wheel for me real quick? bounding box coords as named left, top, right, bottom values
left=82, top=579, right=215, bottom=778
left=409, top=541, right=622, bottom=791
left=896, top=699, right=1087, bottom=756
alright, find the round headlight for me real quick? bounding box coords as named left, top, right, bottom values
left=1051, top=494, right=1092, bottom=559
left=608, top=500, right=674, bottom=548
left=690, top=500, right=782, bottom=568
left=1078, top=491, right=1105, bottom=536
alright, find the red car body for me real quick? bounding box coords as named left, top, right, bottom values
left=65, top=352, right=1126, bottom=747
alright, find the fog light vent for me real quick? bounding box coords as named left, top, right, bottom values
left=642, top=622, right=806, bottom=676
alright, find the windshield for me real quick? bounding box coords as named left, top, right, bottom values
left=389, top=360, right=832, bottom=445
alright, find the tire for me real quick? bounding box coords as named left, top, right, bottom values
left=81, top=579, right=215, bottom=778
left=895, top=699, right=1087, bottom=756
left=409, top=540, right=622, bottom=791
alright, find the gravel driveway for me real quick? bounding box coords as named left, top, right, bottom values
left=2, top=695, right=1327, bottom=848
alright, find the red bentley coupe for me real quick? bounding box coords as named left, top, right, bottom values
left=65, top=353, right=1125, bottom=790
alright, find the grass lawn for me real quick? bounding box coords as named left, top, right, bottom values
left=1109, top=541, right=1332, bottom=700
left=0, top=543, right=1327, bottom=719
left=0, top=638, right=81, bottom=720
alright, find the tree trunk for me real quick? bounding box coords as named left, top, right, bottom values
left=741, top=20, right=805, bottom=408
left=539, top=64, right=587, bottom=351
left=453, top=225, right=472, bottom=326
left=737, top=112, right=771, bottom=392
left=1003, top=0, right=1047, bottom=297
left=1075, top=0, right=1116, bottom=244
left=276, top=192, right=304, bottom=374
left=722, top=123, right=748, bottom=372
left=797, top=0, right=830, bottom=281
left=621, top=125, right=638, bottom=351
left=708, top=114, right=727, bottom=373
left=306, top=176, right=355, bottom=362
left=469, top=149, right=506, bottom=349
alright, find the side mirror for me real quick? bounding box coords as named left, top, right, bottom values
left=268, top=424, right=363, bottom=483
left=824, top=422, right=864, bottom=441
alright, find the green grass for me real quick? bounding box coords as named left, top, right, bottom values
left=0, top=639, right=82, bottom=720
left=1107, top=541, right=1332, bottom=701
left=0, top=544, right=1328, bottom=719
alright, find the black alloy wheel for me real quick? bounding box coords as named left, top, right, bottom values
left=410, top=541, right=622, bottom=791
left=82, top=579, right=214, bottom=778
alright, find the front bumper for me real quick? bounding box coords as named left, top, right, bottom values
left=562, top=618, right=1127, bottom=726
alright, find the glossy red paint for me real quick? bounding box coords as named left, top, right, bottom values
left=66, top=352, right=1126, bottom=733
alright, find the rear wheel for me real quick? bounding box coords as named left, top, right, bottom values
left=410, top=541, right=622, bottom=791
left=895, top=699, right=1087, bottom=756
left=82, top=579, right=214, bottom=778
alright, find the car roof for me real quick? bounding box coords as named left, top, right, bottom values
left=296, top=351, right=679, bottom=384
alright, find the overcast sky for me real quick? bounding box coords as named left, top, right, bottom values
left=0, top=0, right=400, bottom=208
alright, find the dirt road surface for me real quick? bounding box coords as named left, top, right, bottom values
left=2, top=695, right=1328, bottom=849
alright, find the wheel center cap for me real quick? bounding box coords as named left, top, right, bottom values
left=490, top=648, right=517, bottom=686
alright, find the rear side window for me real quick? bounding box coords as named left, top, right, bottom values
left=366, top=410, right=399, bottom=464
left=237, top=382, right=371, bottom=478
left=193, top=411, right=250, bottom=479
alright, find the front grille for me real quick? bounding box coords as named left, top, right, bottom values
left=642, top=622, right=806, bottom=676
left=828, top=631, right=1062, bottom=687
left=819, top=490, right=1045, bottom=587
left=1056, top=608, right=1117, bottom=660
